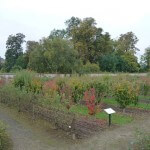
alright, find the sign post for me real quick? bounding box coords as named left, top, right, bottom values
left=104, top=108, right=116, bottom=126
left=109, top=114, right=111, bottom=126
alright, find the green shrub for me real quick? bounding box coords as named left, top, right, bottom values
left=0, top=84, right=37, bottom=111
left=11, top=65, right=22, bottom=72
left=79, top=62, right=100, bottom=74
left=139, top=77, right=150, bottom=96
left=0, top=74, right=145, bottom=112
left=14, top=70, right=35, bottom=89
left=92, top=81, right=108, bottom=103
left=66, top=77, right=88, bottom=103
left=13, top=70, right=42, bottom=93
left=0, top=121, right=12, bottom=150
left=113, top=80, right=139, bottom=109
left=39, top=91, right=61, bottom=109
left=56, top=76, right=112, bottom=104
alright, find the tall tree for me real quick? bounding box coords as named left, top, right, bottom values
left=25, top=41, right=39, bottom=66
left=141, top=47, right=150, bottom=71
left=0, top=57, right=4, bottom=70
left=28, top=38, right=80, bottom=73
left=43, top=38, right=80, bottom=73
left=65, top=16, right=81, bottom=37
left=94, top=32, right=114, bottom=62
left=65, top=17, right=113, bottom=64
left=49, top=29, right=67, bottom=39
left=26, top=41, right=39, bottom=54
left=28, top=45, right=47, bottom=73
left=72, top=17, right=97, bottom=63
left=121, top=52, right=140, bottom=72
left=5, top=33, right=25, bottom=72
left=115, top=32, right=139, bottom=54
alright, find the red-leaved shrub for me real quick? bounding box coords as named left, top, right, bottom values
left=43, top=80, right=58, bottom=92
left=84, top=88, right=96, bottom=115
left=0, top=79, right=6, bottom=87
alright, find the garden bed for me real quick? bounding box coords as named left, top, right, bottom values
left=24, top=105, right=109, bottom=138
left=0, top=71, right=149, bottom=138
left=0, top=98, right=108, bottom=138
left=102, top=99, right=150, bottom=114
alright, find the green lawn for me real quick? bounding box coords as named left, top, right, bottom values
left=70, top=105, right=133, bottom=125
left=103, top=98, right=150, bottom=110
left=139, top=95, right=150, bottom=101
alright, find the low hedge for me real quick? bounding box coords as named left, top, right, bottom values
left=0, top=121, right=12, bottom=150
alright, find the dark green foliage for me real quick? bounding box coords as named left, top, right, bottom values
left=49, top=29, right=67, bottom=39
left=99, top=52, right=140, bottom=73
left=99, top=53, right=120, bottom=72
left=28, top=38, right=80, bottom=73
left=28, top=45, right=47, bottom=73
left=141, top=47, right=150, bottom=71
left=94, top=32, right=114, bottom=62
left=3, top=17, right=142, bottom=73
left=13, top=70, right=42, bottom=93
left=45, top=38, right=79, bottom=73
left=65, top=16, right=81, bottom=37
left=0, top=57, right=4, bottom=70
left=92, top=82, right=108, bottom=103
left=78, top=62, right=100, bottom=74
left=121, top=52, right=140, bottom=72
left=139, top=77, right=150, bottom=96
left=13, top=70, right=34, bottom=90
left=5, top=33, right=25, bottom=72
left=15, top=55, right=28, bottom=70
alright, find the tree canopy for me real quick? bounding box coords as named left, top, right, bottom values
left=140, top=47, right=150, bottom=71
left=4, top=33, right=25, bottom=72
left=1, top=17, right=146, bottom=73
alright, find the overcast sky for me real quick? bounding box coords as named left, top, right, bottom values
left=0, top=0, right=150, bottom=59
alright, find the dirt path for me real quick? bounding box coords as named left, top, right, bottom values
left=75, top=114, right=150, bottom=150
left=0, top=105, right=75, bottom=150
left=0, top=104, right=150, bottom=150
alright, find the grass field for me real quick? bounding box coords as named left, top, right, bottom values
left=103, top=96, right=150, bottom=110
left=70, top=105, right=133, bottom=125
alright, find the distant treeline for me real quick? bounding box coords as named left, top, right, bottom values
left=0, top=17, right=150, bottom=73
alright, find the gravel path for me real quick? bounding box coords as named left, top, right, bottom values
left=0, top=104, right=150, bottom=150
